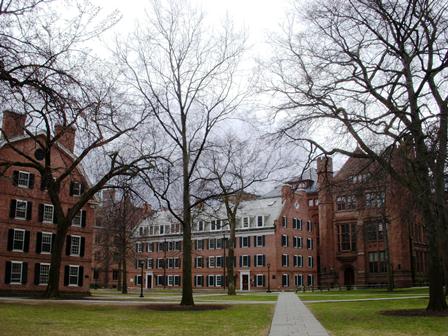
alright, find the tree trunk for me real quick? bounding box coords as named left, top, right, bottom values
left=121, top=253, right=128, bottom=294
left=227, top=215, right=237, bottom=295
left=383, top=220, right=394, bottom=292
left=117, top=260, right=122, bottom=291
left=44, top=220, right=68, bottom=298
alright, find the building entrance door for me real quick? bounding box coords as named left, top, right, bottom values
left=240, top=273, right=250, bottom=291
left=344, top=266, right=355, bottom=289
left=146, top=274, right=153, bottom=289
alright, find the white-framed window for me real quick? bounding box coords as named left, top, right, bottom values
left=197, top=220, right=204, bottom=231
left=10, top=261, right=23, bottom=284
left=17, top=171, right=31, bottom=188
left=70, top=235, right=81, bottom=256
left=307, top=221, right=313, bottom=232
left=72, top=210, right=85, bottom=227
left=71, top=182, right=82, bottom=196
left=146, top=242, right=153, bottom=252
left=307, top=238, right=313, bottom=250
left=136, top=242, right=143, bottom=253
left=281, top=235, right=288, bottom=247
left=41, top=232, right=52, bottom=253
left=241, top=216, right=250, bottom=228
left=255, top=254, right=265, bottom=267
left=294, top=255, right=303, bottom=268
left=216, top=256, right=223, bottom=268
left=39, top=263, right=50, bottom=285
left=282, top=254, right=289, bottom=267
left=308, top=256, right=314, bottom=268
left=282, top=274, right=289, bottom=287
left=147, top=258, right=153, bottom=269
left=42, top=204, right=54, bottom=223
left=282, top=216, right=287, bottom=228
left=208, top=256, right=216, bottom=268
left=307, top=274, right=313, bottom=286
left=13, top=229, right=25, bottom=251
left=194, top=275, right=204, bottom=287
left=241, top=255, right=250, bottom=267
left=293, top=236, right=303, bottom=248
left=255, top=235, right=265, bottom=247
left=167, top=275, right=174, bottom=286
left=295, top=274, right=303, bottom=287
left=241, top=236, right=249, bottom=248
left=195, top=239, right=204, bottom=250
left=68, top=265, right=79, bottom=286
left=256, top=274, right=265, bottom=287
left=293, top=218, right=303, bottom=230
left=195, top=256, right=203, bottom=268
left=210, top=220, right=220, bottom=231
left=15, top=200, right=28, bottom=220
left=207, top=274, right=215, bottom=287
left=156, top=275, right=165, bottom=286
left=257, top=215, right=264, bottom=227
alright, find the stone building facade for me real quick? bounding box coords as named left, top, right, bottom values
left=0, top=111, right=96, bottom=294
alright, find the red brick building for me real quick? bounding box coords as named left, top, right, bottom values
left=0, top=111, right=96, bottom=294
left=317, top=155, right=428, bottom=288
left=131, top=172, right=319, bottom=291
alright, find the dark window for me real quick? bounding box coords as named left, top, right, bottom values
left=337, top=223, right=357, bottom=252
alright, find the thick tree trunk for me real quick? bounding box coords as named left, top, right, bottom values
left=44, top=220, right=68, bottom=298
left=117, top=261, right=122, bottom=291
left=227, top=215, right=237, bottom=295
left=121, top=254, right=128, bottom=294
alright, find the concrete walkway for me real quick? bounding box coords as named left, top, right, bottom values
left=269, top=292, right=329, bottom=336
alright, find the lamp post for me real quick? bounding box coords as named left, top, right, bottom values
left=223, top=233, right=226, bottom=289
left=267, top=263, right=271, bottom=293
left=139, top=261, right=144, bottom=298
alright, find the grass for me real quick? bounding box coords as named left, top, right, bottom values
left=298, top=287, right=429, bottom=301
left=0, top=301, right=274, bottom=336
left=306, top=298, right=448, bottom=336
left=195, top=293, right=278, bottom=302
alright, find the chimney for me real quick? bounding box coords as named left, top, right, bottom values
left=55, top=124, right=76, bottom=152
left=2, top=110, right=26, bottom=139
left=281, top=184, right=292, bottom=201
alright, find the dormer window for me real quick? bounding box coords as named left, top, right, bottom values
left=210, top=220, right=220, bottom=231
left=241, top=217, right=250, bottom=228
left=198, top=220, right=204, bottom=231
left=257, top=216, right=264, bottom=227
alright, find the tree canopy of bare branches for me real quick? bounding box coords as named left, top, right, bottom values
left=269, top=0, right=448, bottom=310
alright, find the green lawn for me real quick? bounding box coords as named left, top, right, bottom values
left=195, top=293, right=278, bottom=302
left=0, top=302, right=274, bottom=336
left=299, top=287, right=429, bottom=301
left=306, top=298, right=448, bottom=336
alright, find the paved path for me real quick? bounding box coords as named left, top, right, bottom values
left=269, top=292, right=329, bottom=336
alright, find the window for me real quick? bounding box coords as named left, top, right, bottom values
left=281, top=254, right=289, bottom=267
left=195, top=256, right=203, bottom=268
left=307, top=221, right=313, bottom=232
left=156, top=275, right=165, bottom=286
left=336, top=195, right=357, bottom=211
left=337, top=223, right=357, bottom=252
left=255, top=254, right=266, bottom=267
left=17, top=171, right=31, bottom=188
left=41, top=233, right=52, bottom=253
left=210, top=220, right=220, bottom=231
left=365, top=191, right=385, bottom=208
left=282, top=216, right=287, bottom=228
left=308, top=199, right=313, bottom=207
left=366, top=221, right=385, bottom=242
left=293, top=236, right=302, bottom=248
left=207, top=275, right=215, bottom=287
left=174, top=275, right=181, bottom=286
left=135, top=275, right=143, bottom=286
left=240, top=255, right=250, bottom=267
left=146, top=242, right=153, bottom=252
left=157, top=258, right=165, bottom=268
left=294, top=255, right=303, bottom=267
left=255, top=235, right=265, bottom=247
left=71, top=182, right=82, bottom=196
left=135, top=242, right=143, bottom=253
left=209, top=238, right=216, bottom=249
left=38, top=263, right=50, bottom=285
left=307, top=238, right=313, bottom=250
left=257, top=216, right=264, bottom=227
left=195, top=239, right=204, bottom=250
left=15, top=200, right=28, bottom=219
left=197, top=221, right=204, bottom=231
left=70, top=236, right=81, bottom=256
left=68, top=265, right=79, bottom=286
left=281, top=235, right=288, bottom=247
left=240, top=236, right=250, bottom=248
left=13, top=229, right=25, bottom=251
left=216, top=256, right=223, bottom=268
left=241, top=216, right=250, bottom=228
left=147, top=258, right=153, bottom=269
left=216, top=238, right=223, bottom=249
left=209, top=256, right=216, bottom=268
left=256, top=274, right=265, bottom=287
left=282, top=274, right=289, bottom=287
left=72, top=210, right=85, bottom=227
left=294, top=274, right=303, bottom=287
left=10, top=261, right=23, bottom=284
left=308, top=256, right=314, bottom=268
left=194, top=275, right=204, bottom=287
left=293, top=218, right=303, bottom=230
left=307, top=274, right=313, bottom=286
left=368, top=251, right=387, bottom=273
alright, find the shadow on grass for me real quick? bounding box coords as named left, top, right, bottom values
left=138, top=304, right=229, bottom=311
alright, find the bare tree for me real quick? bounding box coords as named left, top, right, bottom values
left=0, top=1, right=154, bottom=297
left=269, top=0, right=447, bottom=310
left=118, top=0, right=246, bottom=305
left=198, top=133, right=279, bottom=295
